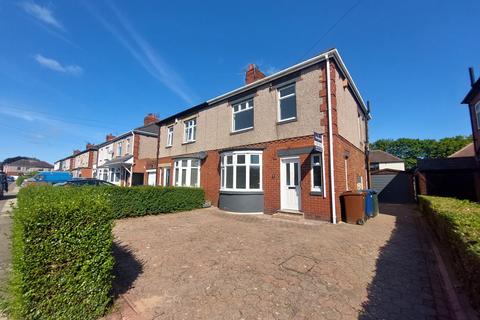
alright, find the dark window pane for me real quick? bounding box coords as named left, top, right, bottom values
left=251, top=154, right=259, bottom=164
left=226, top=167, right=234, bottom=188
left=280, top=85, right=295, bottom=97
left=175, top=168, right=179, bottom=185
left=294, top=163, right=299, bottom=186
left=313, top=155, right=320, bottom=164
left=280, top=96, right=297, bottom=120
left=286, top=163, right=290, bottom=185
left=250, top=166, right=260, bottom=189
left=181, top=169, right=187, bottom=186
left=227, top=155, right=233, bottom=164
left=313, top=166, right=322, bottom=188
left=234, top=108, right=254, bottom=131
left=237, top=155, right=245, bottom=164
left=236, top=166, right=246, bottom=189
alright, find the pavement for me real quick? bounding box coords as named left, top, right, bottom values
left=0, top=183, right=18, bottom=320
left=106, top=204, right=463, bottom=320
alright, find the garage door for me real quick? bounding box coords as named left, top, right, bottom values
left=372, top=172, right=414, bottom=203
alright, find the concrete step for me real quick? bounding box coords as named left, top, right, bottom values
left=272, top=211, right=304, bottom=222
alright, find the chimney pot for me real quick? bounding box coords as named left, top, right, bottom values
left=144, top=113, right=159, bottom=125
left=245, top=64, right=266, bottom=85
left=73, top=149, right=81, bottom=155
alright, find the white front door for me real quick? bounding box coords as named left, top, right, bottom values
left=147, top=171, right=156, bottom=186
left=280, top=158, right=301, bottom=211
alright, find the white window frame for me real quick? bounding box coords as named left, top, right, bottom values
left=310, top=153, right=323, bottom=192
left=232, top=98, right=254, bottom=133
left=163, top=167, right=171, bottom=186
left=167, top=126, right=174, bottom=147
left=475, top=102, right=480, bottom=130
left=220, top=151, right=262, bottom=192
left=117, top=142, right=123, bottom=156
left=184, top=118, right=197, bottom=143
left=277, top=83, right=297, bottom=122
left=126, top=138, right=131, bottom=155
left=173, top=159, right=200, bottom=187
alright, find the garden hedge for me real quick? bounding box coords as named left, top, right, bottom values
left=9, top=185, right=205, bottom=319
left=10, top=186, right=114, bottom=320
left=103, top=185, right=205, bottom=219
left=418, top=195, right=480, bottom=309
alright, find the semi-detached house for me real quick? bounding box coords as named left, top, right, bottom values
left=71, top=144, right=98, bottom=178
left=154, top=48, right=370, bottom=222
left=95, top=115, right=159, bottom=186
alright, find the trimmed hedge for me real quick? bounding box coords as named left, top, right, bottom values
left=9, top=185, right=205, bottom=319
left=418, top=195, right=480, bottom=309
left=11, top=186, right=114, bottom=320
left=103, top=186, right=205, bottom=219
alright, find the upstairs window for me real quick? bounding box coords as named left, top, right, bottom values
left=117, top=142, right=123, bottom=156
left=174, top=159, right=200, bottom=187
left=184, top=118, right=197, bottom=143
left=476, top=102, right=480, bottom=130
left=232, top=99, right=254, bottom=132
left=126, top=138, right=131, bottom=155
left=220, top=151, right=262, bottom=191
left=278, top=84, right=297, bottom=122
left=167, top=126, right=174, bottom=146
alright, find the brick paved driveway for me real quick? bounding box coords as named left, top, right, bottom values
left=108, top=204, right=451, bottom=320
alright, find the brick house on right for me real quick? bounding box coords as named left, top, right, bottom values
left=461, top=67, right=480, bottom=200
left=154, top=48, right=370, bottom=223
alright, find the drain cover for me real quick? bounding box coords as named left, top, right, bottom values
left=281, top=255, right=316, bottom=274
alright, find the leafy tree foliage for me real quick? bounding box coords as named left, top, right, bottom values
left=370, top=135, right=472, bottom=169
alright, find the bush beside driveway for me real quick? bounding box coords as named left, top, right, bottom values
left=109, top=205, right=452, bottom=320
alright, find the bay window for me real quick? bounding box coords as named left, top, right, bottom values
left=184, top=118, right=197, bottom=143
left=220, top=151, right=262, bottom=191
left=174, top=159, right=200, bottom=187
left=311, top=154, right=323, bottom=192
left=232, top=99, right=254, bottom=132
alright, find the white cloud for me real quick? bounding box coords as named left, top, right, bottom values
left=84, top=1, right=197, bottom=105
left=34, top=54, right=83, bottom=76
left=21, top=2, right=63, bottom=30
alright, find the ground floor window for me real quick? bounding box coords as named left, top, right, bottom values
left=311, top=154, right=323, bottom=192
left=163, top=167, right=171, bottom=186
left=174, top=159, right=200, bottom=187
left=220, top=151, right=262, bottom=191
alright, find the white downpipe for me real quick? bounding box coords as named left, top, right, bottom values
left=326, top=55, right=337, bottom=224
left=130, top=132, right=135, bottom=187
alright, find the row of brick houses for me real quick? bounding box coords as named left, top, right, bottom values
left=55, top=48, right=371, bottom=222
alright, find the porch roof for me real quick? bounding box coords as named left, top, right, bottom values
left=98, top=155, right=133, bottom=168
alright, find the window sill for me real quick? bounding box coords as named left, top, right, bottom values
left=277, top=118, right=297, bottom=125
left=181, top=140, right=196, bottom=145
left=165, top=145, right=172, bottom=149
left=310, top=191, right=324, bottom=196
left=230, top=127, right=254, bottom=135
left=220, top=190, right=264, bottom=195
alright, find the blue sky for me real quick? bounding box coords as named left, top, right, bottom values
left=0, top=0, right=479, bottom=164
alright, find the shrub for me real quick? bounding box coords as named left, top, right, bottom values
left=15, top=172, right=37, bottom=187
left=103, top=185, right=205, bottom=219
left=10, top=186, right=114, bottom=320
left=418, top=195, right=480, bottom=309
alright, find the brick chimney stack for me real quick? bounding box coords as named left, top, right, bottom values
left=73, top=150, right=81, bottom=155
left=245, top=64, right=266, bottom=85
left=144, top=113, right=159, bottom=125
left=86, top=143, right=94, bottom=150
left=106, top=134, right=116, bottom=142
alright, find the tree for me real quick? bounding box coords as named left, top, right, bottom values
left=370, top=135, right=472, bottom=169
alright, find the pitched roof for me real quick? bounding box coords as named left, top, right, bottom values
left=448, top=142, right=475, bottom=158
left=7, top=159, right=53, bottom=169
left=462, top=77, right=480, bottom=104
left=157, top=48, right=370, bottom=126
left=369, top=150, right=404, bottom=163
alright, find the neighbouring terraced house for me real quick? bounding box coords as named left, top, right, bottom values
left=152, top=48, right=371, bottom=222
left=94, top=115, right=159, bottom=186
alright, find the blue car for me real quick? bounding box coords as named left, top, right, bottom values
left=27, top=171, right=73, bottom=186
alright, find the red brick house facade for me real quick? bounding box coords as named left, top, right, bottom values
left=154, top=49, right=370, bottom=222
